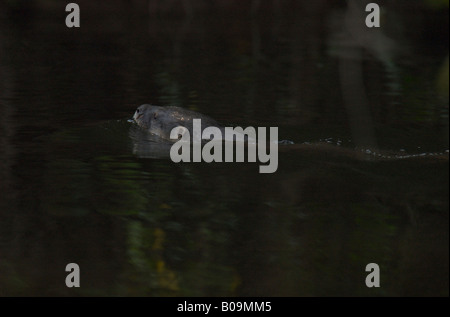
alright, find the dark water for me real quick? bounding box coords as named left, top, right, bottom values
left=0, top=0, right=448, bottom=296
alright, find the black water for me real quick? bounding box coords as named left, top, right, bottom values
left=0, top=0, right=448, bottom=296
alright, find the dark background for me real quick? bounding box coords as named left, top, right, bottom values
left=0, top=0, right=448, bottom=296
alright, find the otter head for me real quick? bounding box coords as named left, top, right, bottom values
left=133, top=104, right=159, bottom=129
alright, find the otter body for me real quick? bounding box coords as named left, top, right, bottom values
left=133, top=104, right=224, bottom=141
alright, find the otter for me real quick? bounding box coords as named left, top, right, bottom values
left=132, top=104, right=289, bottom=145
left=133, top=104, right=226, bottom=141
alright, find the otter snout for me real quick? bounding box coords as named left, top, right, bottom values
left=133, top=104, right=152, bottom=124
left=133, top=110, right=143, bottom=121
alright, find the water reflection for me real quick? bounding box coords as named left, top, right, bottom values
left=1, top=120, right=447, bottom=296
left=129, top=124, right=174, bottom=159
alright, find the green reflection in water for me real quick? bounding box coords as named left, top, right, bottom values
left=41, top=159, right=92, bottom=217
left=92, top=156, right=147, bottom=216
